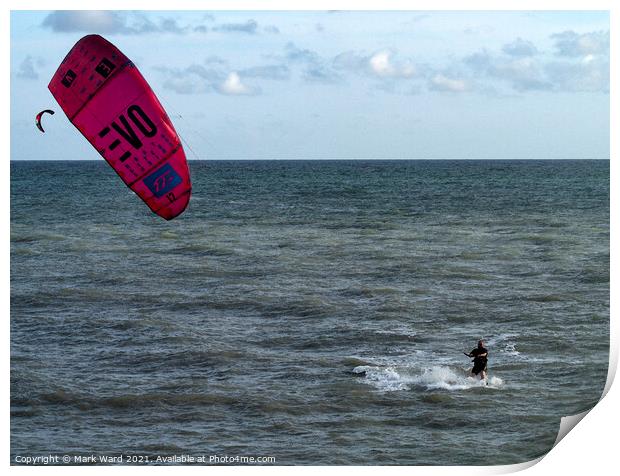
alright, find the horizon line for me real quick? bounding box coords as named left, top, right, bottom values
left=9, top=157, right=611, bottom=161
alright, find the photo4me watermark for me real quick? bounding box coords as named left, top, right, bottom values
left=14, top=454, right=276, bottom=465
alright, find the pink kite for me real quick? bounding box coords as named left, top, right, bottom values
left=48, top=34, right=192, bottom=220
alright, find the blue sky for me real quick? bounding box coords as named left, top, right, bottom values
left=10, top=10, right=610, bottom=159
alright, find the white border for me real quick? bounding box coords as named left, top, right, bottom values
left=4, top=1, right=616, bottom=474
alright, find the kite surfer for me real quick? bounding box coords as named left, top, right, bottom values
left=464, top=340, right=488, bottom=381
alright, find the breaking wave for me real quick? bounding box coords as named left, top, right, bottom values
left=352, top=364, right=503, bottom=392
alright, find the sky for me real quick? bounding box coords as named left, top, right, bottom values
left=10, top=10, right=610, bottom=159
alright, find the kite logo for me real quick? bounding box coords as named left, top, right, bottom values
left=61, top=69, right=77, bottom=87
left=143, top=163, right=182, bottom=198
left=95, top=58, right=115, bottom=78
left=98, top=104, right=158, bottom=162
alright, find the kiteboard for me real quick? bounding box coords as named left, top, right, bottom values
left=48, top=35, right=192, bottom=220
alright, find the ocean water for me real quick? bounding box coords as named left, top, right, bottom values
left=10, top=160, right=609, bottom=465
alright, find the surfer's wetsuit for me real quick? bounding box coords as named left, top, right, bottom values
left=469, top=347, right=488, bottom=375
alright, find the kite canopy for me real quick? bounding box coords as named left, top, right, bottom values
left=47, top=34, right=191, bottom=220
left=35, top=109, right=54, bottom=133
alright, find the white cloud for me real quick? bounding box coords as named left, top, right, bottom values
left=545, top=56, right=609, bottom=93
left=368, top=50, right=415, bottom=78
left=219, top=72, right=253, bottom=95
left=158, top=62, right=268, bottom=96
left=334, top=49, right=416, bottom=80
left=464, top=32, right=609, bottom=94
left=492, top=57, right=550, bottom=91
left=551, top=30, right=609, bottom=57
left=582, top=54, right=595, bottom=65
left=429, top=74, right=467, bottom=92
left=369, top=51, right=393, bottom=76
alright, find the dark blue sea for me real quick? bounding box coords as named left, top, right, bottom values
left=10, top=159, right=609, bottom=465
